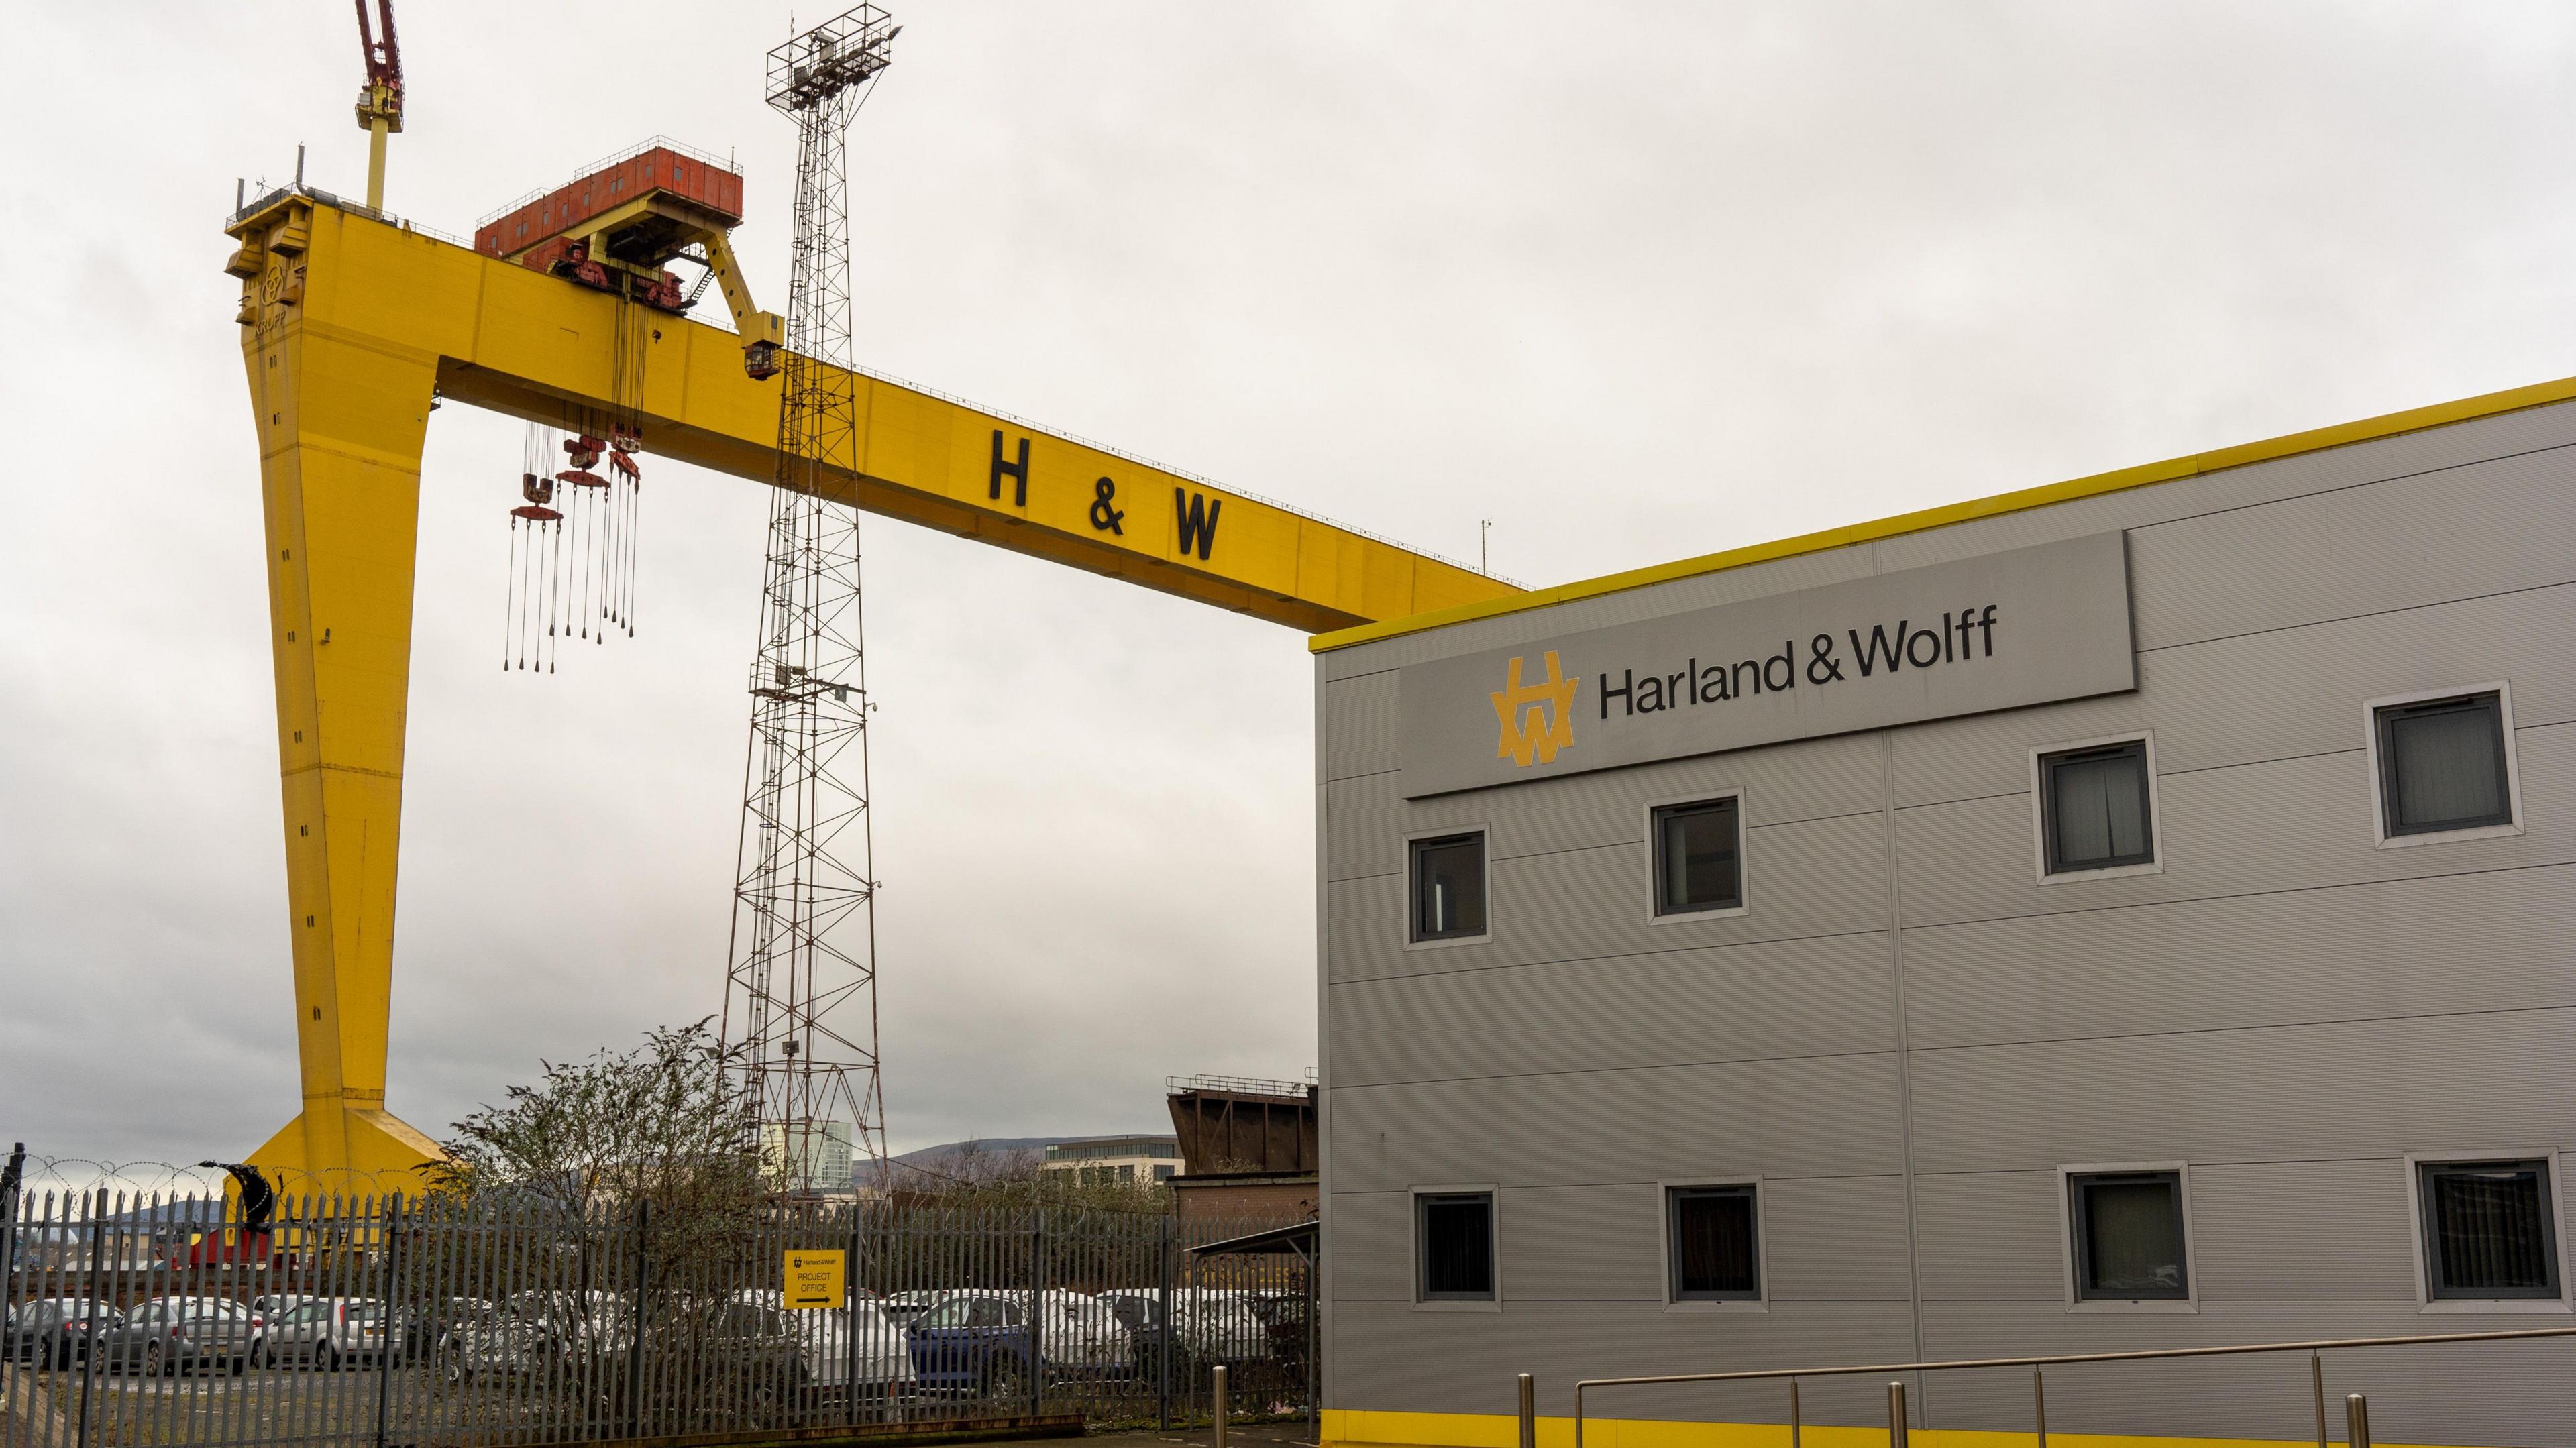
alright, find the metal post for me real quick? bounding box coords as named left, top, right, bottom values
left=0, top=1144, right=23, bottom=1376
left=860, top=1201, right=881, bottom=1412
left=1029, top=1209, right=1045, bottom=1419
left=76, top=1189, right=107, bottom=1448
left=375, top=1196, right=400, bottom=1448
left=1886, top=1380, right=1909, bottom=1448
left=1156, top=1213, right=1172, bottom=1431
left=1213, top=1363, right=1229, bottom=1448
left=2345, top=1394, right=2371, bottom=1448
left=2311, top=1351, right=2327, bottom=1448
left=1788, top=1379, right=1801, bottom=1448
left=1305, top=1233, right=1318, bottom=1441
left=1517, top=1374, right=1536, bottom=1448
left=2033, top=1368, right=2046, bottom=1448
left=627, top=1200, right=648, bottom=1439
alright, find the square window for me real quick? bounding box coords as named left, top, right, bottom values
left=2039, top=740, right=2156, bottom=874
left=1668, top=1185, right=1760, bottom=1301
left=2378, top=693, right=2513, bottom=837
left=1652, top=798, right=1743, bottom=915
left=1416, top=1192, right=1495, bottom=1301
left=1409, top=832, right=1487, bottom=942
left=2419, top=1160, right=2560, bottom=1300
left=2069, top=1170, right=2189, bottom=1301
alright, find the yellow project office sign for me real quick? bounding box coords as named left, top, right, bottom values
left=784, top=1249, right=845, bottom=1309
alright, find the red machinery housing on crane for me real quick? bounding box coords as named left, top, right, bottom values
left=474, top=144, right=750, bottom=316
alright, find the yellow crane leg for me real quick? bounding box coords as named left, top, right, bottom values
left=229, top=195, right=444, bottom=1192
left=365, top=119, right=390, bottom=212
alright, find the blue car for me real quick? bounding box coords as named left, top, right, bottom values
left=905, top=1290, right=1130, bottom=1400
left=905, top=1292, right=1032, bottom=1400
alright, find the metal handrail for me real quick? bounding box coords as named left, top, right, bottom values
left=1569, top=1323, right=2576, bottom=1448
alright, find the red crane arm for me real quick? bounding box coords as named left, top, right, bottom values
left=355, top=0, right=403, bottom=95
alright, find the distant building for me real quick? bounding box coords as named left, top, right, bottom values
left=758, top=1119, right=853, bottom=1193
left=1042, top=1135, right=1183, bottom=1186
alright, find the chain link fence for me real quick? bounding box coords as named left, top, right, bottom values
left=1, top=1190, right=1310, bottom=1448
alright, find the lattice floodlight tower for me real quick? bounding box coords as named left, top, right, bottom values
left=724, top=5, right=901, bottom=1196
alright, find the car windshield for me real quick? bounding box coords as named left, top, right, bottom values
left=917, top=1297, right=979, bottom=1328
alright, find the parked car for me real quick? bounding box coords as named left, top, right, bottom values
left=423, top=1298, right=560, bottom=1384
left=257, top=1298, right=399, bottom=1370
left=904, top=1289, right=1130, bottom=1398
left=729, top=1289, right=913, bottom=1400
left=96, top=1297, right=258, bottom=1376
left=1099, top=1288, right=1269, bottom=1367
left=877, top=1290, right=941, bottom=1325
left=507, top=1288, right=632, bottom=1359
left=3, top=1300, right=120, bottom=1368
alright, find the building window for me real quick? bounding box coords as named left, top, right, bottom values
left=1409, top=832, right=1487, bottom=943
left=1668, top=1184, right=1760, bottom=1301
left=1652, top=797, right=1743, bottom=916
left=2038, top=738, right=2156, bottom=875
left=1417, top=1192, right=1496, bottom=1301
left=2068, top=1170, right=2190, bottom=1301
left=2376, top=691, right=2514, bottom=838
left=2419, top=1160, right=2560, bottom=1300
left=1153, top=1164, right=1175, bottom=1182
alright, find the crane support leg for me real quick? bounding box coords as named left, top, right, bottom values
left=231, top=194, right=444, bottom=1191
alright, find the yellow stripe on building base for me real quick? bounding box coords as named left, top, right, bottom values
left=1321, top=1407, right=2485, bottom=1448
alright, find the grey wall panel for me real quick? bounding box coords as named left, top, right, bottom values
left=1327, top=931, right=1895, bottom=1088
left=1498, top=1182, right=1666, bottom=1302
left=2127, top=449, right=2576, bottom=652
left=1325, top=730, right=1889, bottom=883
left=1324, top=668, right=1401, bottom=783
left=1921, top=1301, right=2576, bottom=1445
left=1324, top=873, right=1405, bottom=985
left=1326, top=1189, right=1417, bottom=1304
left=1912, top=1170, right=2067, bottom=1303
left=1758, top=1174, right=1914, bottom=1303
left=1893, top=726, right=2576, bottom=932
left=1904, top=862, right=2576, bottom=1052
left=1329, top=1299, right=1917, bottom=1418
left=2189, top=1158, right=2419, bottom=1302
left=1891, top=579, right=2576, bottom=810
left=1327, top=1054, right=1907, bottom=1192
left=1907, top=1008, right=2576, bottom=1174
left=1868, top=402, right=2576, bottom=580
left=1329, top=811, right=1893, bottom=985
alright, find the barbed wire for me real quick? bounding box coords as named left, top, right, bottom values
left=4, top=1156, right=419, bottom=1206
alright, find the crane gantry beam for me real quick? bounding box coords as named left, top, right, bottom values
left=222, top=192, right=1519, bottom=1187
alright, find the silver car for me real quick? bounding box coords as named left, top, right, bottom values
left=98, top=1297, right=256, bottom=1376
left=258, top=1298, right=398, bottom=1370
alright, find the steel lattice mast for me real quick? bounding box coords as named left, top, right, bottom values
left=724, top=5, right=900, bottom=1194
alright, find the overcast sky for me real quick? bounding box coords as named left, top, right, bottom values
left=8, top=1, right=2576, bottom=1180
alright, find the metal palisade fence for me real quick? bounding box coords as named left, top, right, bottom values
left=0, top=1190, right=1311, bottom=1448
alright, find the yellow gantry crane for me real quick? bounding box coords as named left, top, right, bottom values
left=221, top=50, right=1517, bottom=1186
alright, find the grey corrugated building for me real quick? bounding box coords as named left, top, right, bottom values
left=1312, top=380, right=2576, bottom=1448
